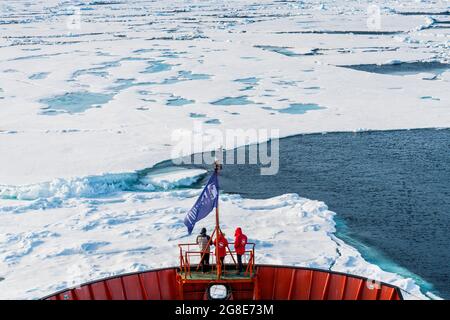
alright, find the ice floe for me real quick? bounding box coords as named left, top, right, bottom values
left=0, top=168, right=206, bottom=201
left=0, top=0, right=449, bottom=184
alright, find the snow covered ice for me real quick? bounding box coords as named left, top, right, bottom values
left=0, top=0, right=449, bottom=299
left=1, top=0, right=449, bottom=185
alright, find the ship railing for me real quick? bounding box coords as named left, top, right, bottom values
left=178, top=242, right=255, bottom=280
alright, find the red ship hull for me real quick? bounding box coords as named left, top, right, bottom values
left=43, top=265, right=402, bottom=300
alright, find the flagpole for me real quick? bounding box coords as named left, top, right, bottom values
left=214, top=159, right=222, bottom=279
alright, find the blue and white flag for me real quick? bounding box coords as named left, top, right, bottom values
left=184, top=172, right=219, bottom=234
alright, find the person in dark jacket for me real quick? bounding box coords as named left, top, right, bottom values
left=214, top=232, right=228, bottom=274
left=234, top=227, right=248, bottom=274
left=196, top=228, right=210, bottom=273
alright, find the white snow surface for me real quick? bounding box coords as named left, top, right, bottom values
left=0, top=0, right=448, bottom=184
left=0, top=0, right=448, bottom=299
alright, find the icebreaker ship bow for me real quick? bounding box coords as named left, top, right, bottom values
left=43, top=161, right=403, bottom=300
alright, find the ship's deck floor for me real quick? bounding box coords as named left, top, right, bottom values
left=179, top=269, right=253, bottom=281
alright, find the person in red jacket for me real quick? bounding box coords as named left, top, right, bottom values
left=214, top=232, right=228, bottom=274
left=234, top=227, right=248, bottom=274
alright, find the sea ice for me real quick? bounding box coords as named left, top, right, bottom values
left=0, top=0, right=448, bottom=300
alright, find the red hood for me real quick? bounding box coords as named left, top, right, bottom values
left=235, top=227, right=242, bottom=237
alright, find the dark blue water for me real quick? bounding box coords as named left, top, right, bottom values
left=159, top=129, right=450, bottom=298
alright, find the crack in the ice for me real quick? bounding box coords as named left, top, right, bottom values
left=328, top=234, right=342, bottom=271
